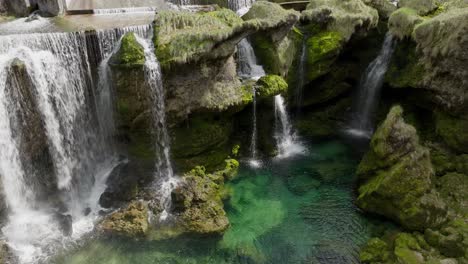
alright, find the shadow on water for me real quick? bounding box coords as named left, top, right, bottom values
left=53, top=139, right=395, bottom=264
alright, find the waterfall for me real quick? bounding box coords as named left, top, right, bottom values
left=274, top=95, right=305, bottom=158
left=229, top=0, right=255, bottom=15
left=348, top=33, right=396, bottom=138
left=237, top=38, right=265, bottom=81
left=294, top=37, right=307, bottom=111
left=249, top=86, right=261, bottom=167
left=0, top=25, right=152, bottom=263
left=93, top=7, right=157, bottom=14
left=134, top=36, right=178, bottom=221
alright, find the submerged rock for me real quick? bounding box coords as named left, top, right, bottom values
left=356, top=106, right=447, bottom=230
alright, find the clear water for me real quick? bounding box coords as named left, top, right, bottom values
left=53, top=140, right=389, bottom=264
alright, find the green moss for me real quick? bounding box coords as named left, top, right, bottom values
left=388, top=8, right=426, bottom=39
left=255, top=75, right=288, bottom=98
left=385, top=41, right=426, bottom=88
left=171, top=115, right=233, bottom=171
left=231, top=144, right=240, bottom=157
left=360, top=238, right=390, bottom=263
left=302, top=0, right=379, bottom=41
left=394, top=233, right=423, bottom=264
left=305, top=31, right=343, bottom=80
left=112, top=33, right=145, bottom=66
left=400, top=0, right=437, bottom=15
left=434, top=111, right=468, bottom=153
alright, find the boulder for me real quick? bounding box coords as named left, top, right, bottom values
left=170, top=160, right=238, bottom=235
left=98, top=201, right=149, bottom=237
left=37, top=0, right=65, bottom=16
left=356, top=106, right=447, bottom=230
left=6, top=0, right=33, bottom=16
left=255, top=75, right=288, bottom=99
left=242, top=2, right=301, bottom=76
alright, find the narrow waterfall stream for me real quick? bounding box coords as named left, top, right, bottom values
left=348, top=33, right=396, bottom=138
left=237, top=38, right=265, bottom=167
left=274, top=95, right=305, bottom=158
left=294, top=37, right=307, bottom=111
left=135, top=35, right=178, bottom=220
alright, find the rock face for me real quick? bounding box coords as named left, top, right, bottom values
left=356, top=106, right=447, bottom=230
left=37, top=0, right=65, bottom=16
left=386, top=2, right=468, bottom=114
left=171, top=159, right=239, bottom=235
left=242, top=1, right=301, bottom=76
left=6, top=0, right=33, bottom=16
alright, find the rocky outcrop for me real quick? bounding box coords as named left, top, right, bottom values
left=170, top=162, right=237, bottom=235
left=6, top=0, right=33, bottom=16
left=386, top=2, right=468, bottom=114
left=98, top=201, right=149, bottom=237
left=356, top=106, right=447, bottom=230
left=242, top=1, right=301, bottom=76
left=37, top=0, right=65, bottom=16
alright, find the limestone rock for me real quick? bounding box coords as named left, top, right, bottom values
left=99, top=201, right=149, bottom=237
left=356, top=106, right=447, bottom=230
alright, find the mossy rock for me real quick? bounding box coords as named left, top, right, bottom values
left=425, top=219, right=468, bottom=258
left=99, top=201, right=149, bottom=237
left=362, top=0, right=397, bottom=19
left=305, top=31, right=343, bottom=81
left=399, top=0, right=437, bottom=15
left=434, top=111, right=468, bottom=153
left=255, top=75, right=288, bottom=98
left=110, top=32, right=145, bottom=67
left=356, top=106, right=447, bottom=230
left=388, top=7, right=426, bottom=39
left=171, top=161, right=239, bottom=235
left=437, top=172, right=468, bottom=215
left=243, top=2, right=301, bottom=76
left=302, top=0, right=379, bottom=41
left=170, top=115, right=233, bottom=172
left=360, top=237, right=390, bottom=263
left=394, top=233, right=425, bottom=264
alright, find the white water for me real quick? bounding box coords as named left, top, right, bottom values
left=135, top=35, right=178, bottom=221
left=237, top=39, right=265, bottom=81
left=248, top=86, right=261, bottom=168
left=229, top=0, right=255, bottom=14
left=0, top=26, right=159, bottom=263
left=274, top=95, right=305, bottom=159
left=295, top=38, right=307, bottom=109
left=94, top=7, right=157, bottom=14
left=348, top=33, right=396, bottom=137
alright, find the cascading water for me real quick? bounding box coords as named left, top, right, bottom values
left=229, top=0, right=255, bottom=15
left=294, top=37, right=307, bottom=112
left=0, top=24, right=152, bottom=263
left=236, top=38, right=265, bottom=167
left=237, top=38, right=265, bottom=81
left=249, top=86, right=261, bottom=167
left=274, top=95, right=305, bottom=159
left=134, top=35, right=178, bottom=221
left=93, top=7, right=158, bottom=14
left=348, top=33, right=396, bottom=138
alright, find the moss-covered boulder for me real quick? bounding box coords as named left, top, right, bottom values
left=360, top=237, right=390, bottom=263
left=171, top=160, right=239, bottom=235
left=255, top=74, right=288, bottom=98
left=425, top=219, right=468, bottom=258
left=305, top=31, right=344, bottom=80
left=399, top=0, right=437, bottom=15
left=302, top=0, right=379, bottom=41
left=386, top=3, right=468, bottom=114
left=356, top=106, right=447, bottom=230
left=110, top=32, right=145, bottom=67
left=242, top=1, right=301, bottom=76
left=98, top=201, right=149, bottom=237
